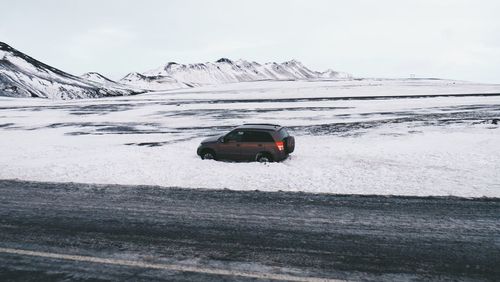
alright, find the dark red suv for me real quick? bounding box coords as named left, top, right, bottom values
left=197, top=124, right=295, bottom=162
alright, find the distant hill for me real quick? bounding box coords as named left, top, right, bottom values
left=0, top=42, right=143, bottom=99
left=119, top=58, right=352, bottom=90
left=0, top=41, right=352, bottom=98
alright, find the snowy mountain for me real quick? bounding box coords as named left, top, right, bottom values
left=120, top=72, right=193, bottom=91
left=0, top=42, right=142, bottom=99
left=318, top=69, right=353, bottom=80
left=80, top=72, right=141, bottom=91
left=120, top=58, right=351, bottom=90
left=80, top=72, right=116, bottom=85
left=0, top=41, right=353, bottom=98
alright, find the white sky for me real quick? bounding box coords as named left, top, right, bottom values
left=1, top=0, right=499, bottom=83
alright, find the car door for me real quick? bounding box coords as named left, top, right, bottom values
left=240, top=130, right=273, bottom=161
left=217, top=130, right=244, bottom=160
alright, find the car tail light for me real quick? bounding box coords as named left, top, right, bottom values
left=275, top=141, right=284, bottom=151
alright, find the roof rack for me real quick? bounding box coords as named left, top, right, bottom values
left=243, top=123, right=281, bottom=127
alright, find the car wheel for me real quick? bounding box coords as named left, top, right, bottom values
left=256, top=153, right=273, bottom=163
left=201, top=150, right=216, bottom=160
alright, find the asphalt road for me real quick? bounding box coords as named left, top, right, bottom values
left=0, top=179, right=499, bottom=281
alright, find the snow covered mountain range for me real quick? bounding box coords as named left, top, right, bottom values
left=122, top=58, right=352, bottom=90
left=0, top=41, right=352, bottom=99
left=0, top=42, right=143, bottom=99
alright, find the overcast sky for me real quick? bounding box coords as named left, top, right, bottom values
left=1, top=0, right=499, bottom=83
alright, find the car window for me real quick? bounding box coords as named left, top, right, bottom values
left=241, top=131, right=274, bottom=142
left=278, top=128, right=290, bottom=140
left=225, top=130, right=244, bottom=142
left=277, top=128, right=289, bottom=140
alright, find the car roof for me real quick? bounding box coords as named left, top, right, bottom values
left=235, top=124, right=283, bottom=131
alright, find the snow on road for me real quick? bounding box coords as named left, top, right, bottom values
left=0, top=79, right=499, bottom=197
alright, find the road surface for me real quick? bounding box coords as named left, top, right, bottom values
left=0, top=179, right=499, bottom=281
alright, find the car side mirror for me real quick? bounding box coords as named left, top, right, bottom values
left=218, top=136, right=225, bottom=143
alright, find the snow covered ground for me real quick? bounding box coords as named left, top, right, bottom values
left=1, top=79, right=499, bottom=197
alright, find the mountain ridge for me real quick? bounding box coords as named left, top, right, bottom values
left=120, top=58, right=352, bottom=90
left=0, top=41, right=352, bottom=98
left=0, top=42, right=143, bottom=99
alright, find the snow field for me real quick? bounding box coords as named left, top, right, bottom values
left=0, top=80, right=499, bottom=197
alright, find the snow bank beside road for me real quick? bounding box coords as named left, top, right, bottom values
left=0, top=125, right=498, bottom=197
